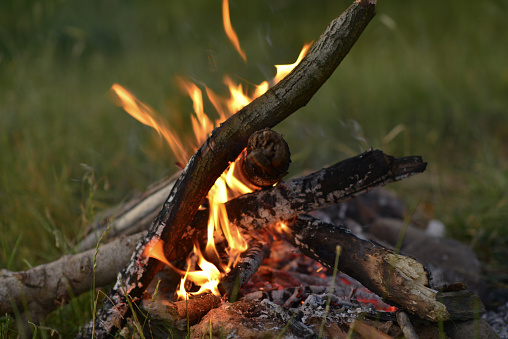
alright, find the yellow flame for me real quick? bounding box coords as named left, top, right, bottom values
left=117, top=8, right=312, bottom=300
left=222, top=0, right=246, bottom=62
left=274, top=42, right=313, bottom=83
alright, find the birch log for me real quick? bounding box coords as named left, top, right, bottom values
left=0, top=232, right=145, bottom=324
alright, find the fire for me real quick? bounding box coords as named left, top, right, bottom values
left=275, top=43, right=313, bottom=83
left=113, top=2, right=312, bottom=300
left=222, top=0, right=246, bottom=62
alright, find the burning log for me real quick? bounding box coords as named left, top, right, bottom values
left=278, top=214, right=450, bottom=322
left=172, top=149, right=426, bottom=262
left=82, top=2, right=376, bottom=337
left=218, top=233, right=273, bottom=299
left=238, top=128, right=291, bottom=188
left=77, top=127, right=288, bottom=252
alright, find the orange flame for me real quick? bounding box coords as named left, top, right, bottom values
left=222, top=0, right=246, bottom=62
left=114, top=5, right=312, bottom=300
left=111, top=84, right=189, bottom=166
left=275, top=43, right=313, bottom=83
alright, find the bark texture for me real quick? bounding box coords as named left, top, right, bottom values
left=0, top=232, right=145, bottom=323
left=239, top=128, right=291, bottom=188
left=280, top=214, right=450, bottom=322
left=81, top=3, right=376, bottom=337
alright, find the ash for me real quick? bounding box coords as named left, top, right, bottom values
left=484, top=303, right=508, bottom=338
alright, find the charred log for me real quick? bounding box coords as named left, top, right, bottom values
left=238, top=128, right=291, bottom=188
left=279, top=214, right=450, bottom=322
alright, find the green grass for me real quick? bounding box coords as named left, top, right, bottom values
left=1, top=0, right=507, bottom=336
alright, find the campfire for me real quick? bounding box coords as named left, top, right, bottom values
left=72, top=0, right=489, bottom=337
left=1, top=0, right=495, bottom=338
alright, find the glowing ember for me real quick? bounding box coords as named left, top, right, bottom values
left=113, top=2, right=311, bottom=300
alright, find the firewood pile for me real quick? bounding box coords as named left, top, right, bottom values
left=0, top=1, right=503, bottom=338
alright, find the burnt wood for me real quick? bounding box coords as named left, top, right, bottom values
left=279, top=214, right=450, bottom=322
left=218, top=233, right=273, bottom=299
left=238, top=128, right=291, bottom=188
left=172, top=149, right=426, bottom=262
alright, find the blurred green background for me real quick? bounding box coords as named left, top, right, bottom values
left=1, top=0, right=507, bottom=336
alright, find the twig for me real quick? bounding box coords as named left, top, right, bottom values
left=396, top=311, right=419, bottom=339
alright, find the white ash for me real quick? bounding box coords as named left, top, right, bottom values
left=299, top=293, right=372, bottom=325
left=483, top=303, right=508, bottom=339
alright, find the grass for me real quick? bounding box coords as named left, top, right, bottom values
left=1, top=0, right=507, bottom=336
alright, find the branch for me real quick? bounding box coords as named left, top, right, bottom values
left=83, top=2, right=376, bottom=336
left=0, top=232, right=145, bottom=323
left=279, top=214, right=450, bottom=322
left=218, top=233, right=273, bottom=299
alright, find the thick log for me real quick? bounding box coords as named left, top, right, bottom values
left=81, top=2, right=376, bottom=337
left=279, top=214, right=450, bottom=322
left=238, top=128, right=291, bottom=188
left=0, top=232, right=145, bottom=323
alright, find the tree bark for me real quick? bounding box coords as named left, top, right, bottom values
left=81, top=2, right=376, bottom=337
left=279, top=214, right=450, bottom=322
left=238, top=128, right=291, bottom=188
left=0, top=232, right=145, bottom=324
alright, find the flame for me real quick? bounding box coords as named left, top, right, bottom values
left=114, top=5, right=312, bottom=300
left=274, top=43, right=313, bottom=83
left=222, top=0, right=246, bottom=62
left=111, top=84, right=189, bottom=166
